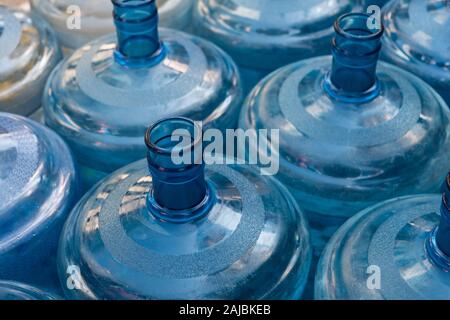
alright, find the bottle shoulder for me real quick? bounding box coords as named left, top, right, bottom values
left=58, top=159, right=311, bottom=299
left=0, top=7, right=61, bottom=115
left=43, top=29, right=242, bottom=171
left=0, top=113, right=78, bottom=250
left=315, top=194, right=450, bottom=300
left=0, top=280, right=59, bottom=300
left=193, top=0, right=352, bottom=69
left=240, top=56, right=450, bottom=213
left=381, top=0, right=450, bottom=82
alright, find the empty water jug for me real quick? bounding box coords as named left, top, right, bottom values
left=315, top=172, right=450, bottom=299
left=57, top=117, right=311, bottom=299
left=0, top=113, right=79, bottom=290
left=239, top=12, right=450, bottom=296
left=43, top=0, right=242, bottom=188
left=0, top=5, right=61, bottom=116
left=382, top=0, right=450, bottom=107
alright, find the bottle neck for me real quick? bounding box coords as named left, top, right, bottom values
left=436, top=189, right=450, bottom=257
left=145, top=118, right=213, bottom=223
left=427, top=174, right=450, bottom=271
left=324, top=13, right=384, bottom=103
left=112, top=0, right=165, bottom=68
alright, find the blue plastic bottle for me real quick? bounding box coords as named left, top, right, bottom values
left=239, top=12, right=450, bottom=296
left=57, top=117, right=311, bottom=300
left=0, top=113, right=79, bottom=291
left=43, top=0, right=242, bottom=188
left=382, top=0, right=450, bottom=107
left=361, top=0, right=389, bottom=7
left=315, top=172, right=450, bottom=300
left=193, top=0, right=353, bottom=93
left=31, top=0, right=194, bottom=54
left=0, top=5, right=61, bottom=116
left=0, top=281, right=59, bottom=300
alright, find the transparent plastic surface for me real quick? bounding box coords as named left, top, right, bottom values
left=43, top=30, right=242, bottom=187
left=382, top=0, right=450, bottom=106
left=0, top=113, right=79, bottom=291
left=0, top=281, right=59, bottom=300
left=58, top=158, right=312, bottom=299
left=0, top=0, right=30, bottom=11
left=239, top=56, right=450, bottom=297
left=193, top=0, right=353, bottom=92
left=315, top=194, right=450, bottom=300
left=30, top=0, right=194, bottom=52
left=0, top=6, right=61, bottom=116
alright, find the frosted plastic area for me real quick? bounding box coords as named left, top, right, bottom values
left=0, top=6, right=61, bottom=116
left=193, top=0, right=353, bottom=92
left=382, top=0, right=450, bottom=106
left=0, top=281, right=58, bottom=300
left=58, top=159, right=312, bottom=299
left=0, top=0, right=30, bottom=11
left=240, top=56, right=450, bottom=253
left=43, top=30, right=242, bottom=187
left=315, top=195, right=450, bottom=300
left=30, top=0, right=194, bottom=52
left=0, top=113, right=79, bottom=290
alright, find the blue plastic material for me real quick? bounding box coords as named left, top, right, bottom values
left=382, top=0, right=450, bottom=107
left=57, top=118, right=311, bottom=300
left=0, top=113, right=79, bottom=291
left=315, top=191, right=450, bottom=300
left=0, top=5, right=61, bottom=116
left=43, top=0, right=243, bottom=188
left=0, top=281, right=59, bottom=300
left=30, top=0, right=194, bottom=53
left=239, top=12, right=450, bottom=297
left=193, top=0, right=353, bottom=93
left=361, top=0, right=390, bottom=7
left=436, top=176, right=450, bottom=257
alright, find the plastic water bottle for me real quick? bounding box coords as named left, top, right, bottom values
left=0, top=5, right=61, bottom=116
left=30, top=0, right=194, bottom=54
left=382, top=0, right=450, bottom=107
left=57, top=117, right=312, bottom=299
left=0, top=113, right=79, bottom=291
left=239, top=12, right=450, bottom=297
left=43, top=0, right=242, bottom=188
left=316, top=172, right=450, bottom=299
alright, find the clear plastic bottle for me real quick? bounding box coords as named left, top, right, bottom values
left=57, top=117, right=311, bottom=300
left=239, top=12, right=450, bottom=296
left=0, top=113, right=79, bottom=291
left=0, top=281, right=59, bottom=300
left=0, top=0, right=30, bottom=11
left=382, top=0, right=450, bottom=107
left=30, top=0, right=194, bottom=54
left=0, top=5, right=61, bottom=116
left=315, top=172, right=450, bottom=300
left=193, top=0, right=354, bottom=93
left=43, top=0, right=242, bottom=188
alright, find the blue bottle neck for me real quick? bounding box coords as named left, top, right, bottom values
left=427, top=173, right=450, bottom=271
left=112, top=0, right=165, bottom=68
left=145, top=118, right=214, bottom=223
left=324, top=13, right=384, bottom=103
left=437, top=186, right=450, bottom=257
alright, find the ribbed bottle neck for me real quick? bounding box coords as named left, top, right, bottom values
left=145, top=118, right=213, bottom=223
left=112, top=0, right=165, bottom=68
left=324, top=13, right=384, bottom=103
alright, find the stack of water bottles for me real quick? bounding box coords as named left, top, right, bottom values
left=0, top=0, right=448, bottom=300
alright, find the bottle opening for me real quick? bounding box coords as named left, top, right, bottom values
left=145, top=118, right=213, bottom=222
left=325, top=13, right=384, bottom=102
